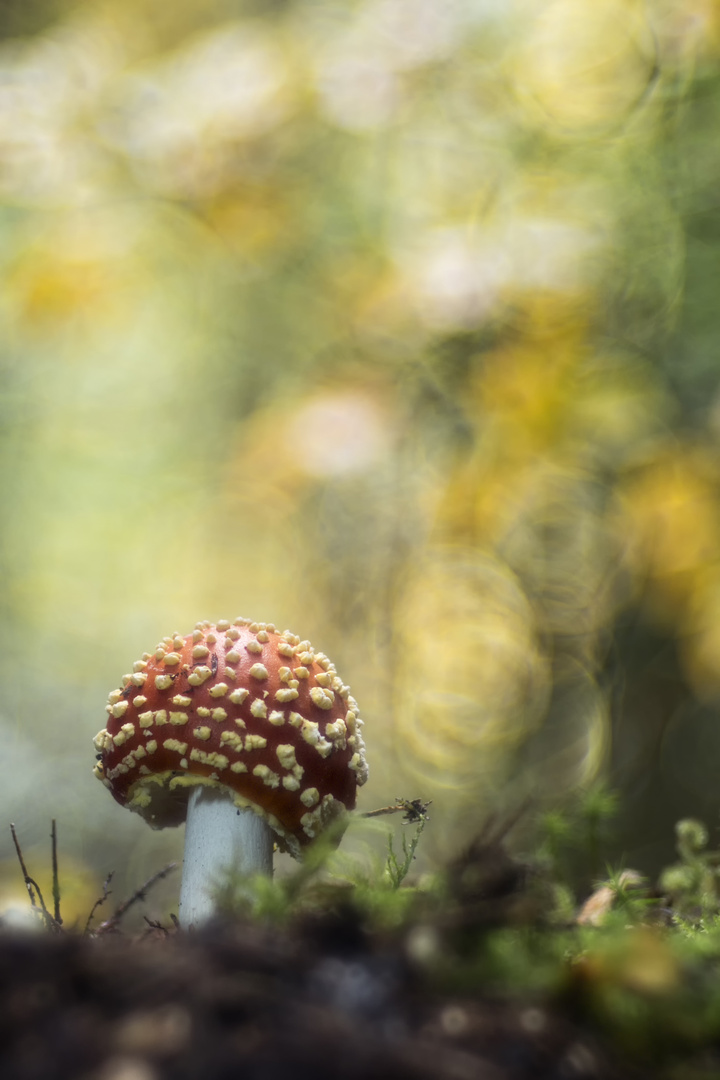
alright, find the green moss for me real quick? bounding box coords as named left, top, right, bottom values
left=78, top=795, right=720, bottom=1071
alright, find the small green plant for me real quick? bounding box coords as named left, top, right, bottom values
left=659, top=818, right=720, bottom=922
left=598, top=866, right=653, bottom=925
left=212, top=804, right=432, bottom=926
left=384, top=816, right=428, bottom=889
left=535, top=784, right=620, bottom=908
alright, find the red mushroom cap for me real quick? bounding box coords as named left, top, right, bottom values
left=93, top=619, right=368, bottom=856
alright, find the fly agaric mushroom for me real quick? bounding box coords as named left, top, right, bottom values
left=93, top=619, right=368, bottom=925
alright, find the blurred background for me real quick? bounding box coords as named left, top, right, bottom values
left=0, top=0, right=719, bottom=924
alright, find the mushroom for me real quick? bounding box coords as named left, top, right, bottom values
left=93, top=618, right=368, bottom=926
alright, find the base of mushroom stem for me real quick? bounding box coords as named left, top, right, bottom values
left=178, top=786, right=274, bottom=928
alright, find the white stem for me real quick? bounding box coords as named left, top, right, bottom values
left=178, top=786, right=273, bottom=927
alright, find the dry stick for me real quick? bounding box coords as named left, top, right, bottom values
left=25, top=877, right=53, bottom=927
left=97, top=863, right=177, bottom=934
left=51, top=819, right=62, bottom=926
left=10, top=823, right=37, bottom=908
left=10, top=824, right=55, bottom=929
left=142, top=916, right=170, bottom=936
left=84, top=872, right=114, bottom=935
left=363, top=798, right=432, bottom=824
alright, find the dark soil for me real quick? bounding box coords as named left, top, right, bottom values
left=0, top=910, right=655, bottom=1080
left=4, top=830, right=717, bottom=1080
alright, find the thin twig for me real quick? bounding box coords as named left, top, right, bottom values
left=142, top=916, right=170, bottom=937
left=10, top=823, right=57, bottom=930
left=25, top=876, right=54, bottom=927
left=363, top=798, right=432, bottom=824
left=97, top=863, right=177, bottom=934
left=51, top=819, right=62, bottom=926
left=10, top=823, right=37, bottom=908
left=84, top=872, right=114, bottom=935
left=363, top=804, right=403, bottom=818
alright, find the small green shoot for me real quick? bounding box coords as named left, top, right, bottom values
left=659, top=818, right=720, bottom=923
left=384, top=816, right=428, bottom=890
left=536, top=785, right=619, bottom=903
left=213, top=802, right=432, bottom=925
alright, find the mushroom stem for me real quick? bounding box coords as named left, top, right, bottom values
left=178, top=786, right=273, bottom=927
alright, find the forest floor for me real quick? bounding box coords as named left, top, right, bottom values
left=0, top=909, right=652, bottom=1080
left=2, top=824, right=720, bottom=1080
